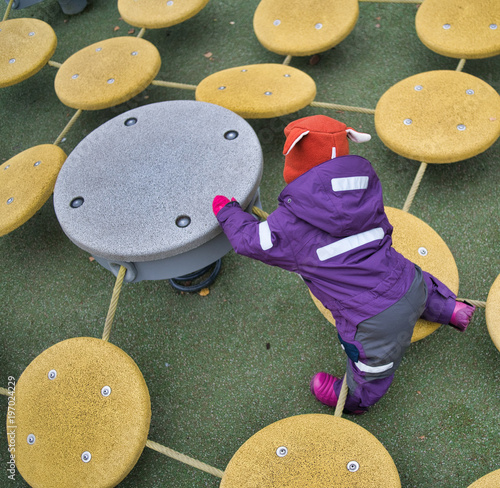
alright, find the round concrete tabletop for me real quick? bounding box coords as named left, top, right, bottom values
left=415, top=0, right=500, bottom=60
left=253, top=0, right=359, bottom=57
left=54, top=36, right=161, bottom=110
left=0, top=18, right=57, bottom=88
left=53, top=100, right=263, bottom=262
left=13, top=337, right=151, bottom=488
left=195, top=63, right=317, bottom=119
left=375, top=70, right=500, bottom=164
left=221, top=414, right=401, bottom=487
left=468, top=469, right=500, bottom=488
left=118, top=0, right=210, bottom=29
left=485, top=274, right=500, bottom=351
left=1, top=144, right=67, bottom=237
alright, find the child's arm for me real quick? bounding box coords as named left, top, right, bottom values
left=213, top=196, right=296, bottom=271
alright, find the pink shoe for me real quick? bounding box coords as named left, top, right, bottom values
left=449, top=301, right=476, bottom=332
left=310, top=372, right=340, bottom=407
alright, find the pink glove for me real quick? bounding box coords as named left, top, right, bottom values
left=212, top=195, right=236, bottom=216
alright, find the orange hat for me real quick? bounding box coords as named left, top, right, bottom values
left=283, top=115, right=371, bottom=184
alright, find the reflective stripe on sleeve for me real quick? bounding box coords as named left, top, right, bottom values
left=259, top=221, right=273, bottom=250
left=316, top=227, right=384, bottom=261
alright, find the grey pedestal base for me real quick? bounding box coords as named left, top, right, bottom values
left=6, top=0, right=87, bottom=15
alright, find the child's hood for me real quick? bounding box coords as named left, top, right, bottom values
left=278, top=155, right=388, bottom=238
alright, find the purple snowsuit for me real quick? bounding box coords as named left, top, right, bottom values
left=217, top=155, right=456, bottom=412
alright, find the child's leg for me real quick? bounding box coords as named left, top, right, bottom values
left=312, top=266, right=427, bottom=413
left=333, top=368, right=395, bottom=414
left=420, top=270, right=475, bottom=331
left=420, top=270, right=456, bottom=323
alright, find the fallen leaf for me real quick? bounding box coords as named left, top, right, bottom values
left=309, top=54, right=321, bottom=66
left=128, top=28, right=135, bottom=34
left=89, top=257, right=95, bottom=262
left=418, top=436, right=426, bottom=440
left=375, top=23, right=381, bottom=28
left=114, top=26, right=120, bottom=32
left=204, top=52, right=213, bottom=58
left=199, top=288, right=210, bottom=297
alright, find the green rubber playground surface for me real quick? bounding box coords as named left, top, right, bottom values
left=1, top=1, right=499, bottom=487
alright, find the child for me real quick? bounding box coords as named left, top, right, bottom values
left=212, top=115, right=475, bottom=414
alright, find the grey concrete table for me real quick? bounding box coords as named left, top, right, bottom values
left=54, top=100, right=263, bottom=284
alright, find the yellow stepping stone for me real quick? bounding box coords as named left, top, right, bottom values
left=221, top=414, right=400, bottom=487
left=253, top=0, right=359, bottom=56
left=468, top=469, right=500, bottom=488
left=118, top=0, right=210, bottom=29
left=0, top=144, right=67, bottom=237
left=0, top=18, right=57, bottom=88
left=54, top=37, right=161, bottom=110
left=486, top=274, right=500, bottom=352
left=195, top=64, right=316, bottom=118
left=310, top=207, right=459, bottom=342
left=12, top=337, right=151, bottom=488
left=416, top=0, right=500, bottom=59
left=375, top=70, right=500, bottom=164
